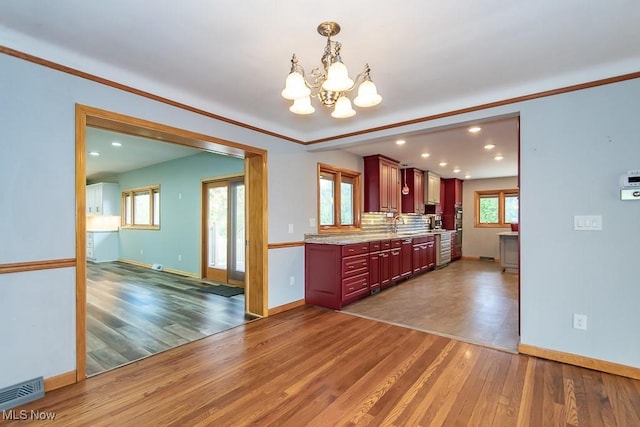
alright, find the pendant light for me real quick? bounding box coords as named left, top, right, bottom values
left=402, top=166, right=410, bottom=196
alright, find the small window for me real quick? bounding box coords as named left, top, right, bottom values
left=121, top=185, right=160, bottom=229
left=474, top=189, right=519, bottom=228
left=318, top=163, right=361, bottom=233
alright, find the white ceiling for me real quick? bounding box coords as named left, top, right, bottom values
left=2, top=1, right=639, bottom=179
left=85, top=128, right=200, bottom=182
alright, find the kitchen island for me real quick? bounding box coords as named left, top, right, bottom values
left=498, top=231, right=519, bottom=273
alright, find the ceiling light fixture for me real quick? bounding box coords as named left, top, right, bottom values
left=111, top=141, right=122, bottom=147
left=421, top=153, right=430, bottom=158
left=453, top=168, right=461, bottom=173
left=484, top=144, right=496, bottom=150
left=396, top=139, right=406, bottom=145
left=439, top=162, right=448, bottom=167
left=89, top=151, right=100, bottom=156
left=494, top=154, right=504, bottom=160
left=465, top=174, right=472, bottom=179
left=468, top=126, right=482, bottom=133
left=281, top=21, right=382, bottom=118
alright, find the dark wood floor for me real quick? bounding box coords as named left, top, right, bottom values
left=8, top=306, right=640, bottom=426
left=86, top=261, right=247, bottom=376
left=343, top=259, right=519, bottom=352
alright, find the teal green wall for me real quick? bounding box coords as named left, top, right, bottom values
left=117, top=151, right=244, bottom=275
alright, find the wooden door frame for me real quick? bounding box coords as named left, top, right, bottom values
left=75, top=104, right=268, bottom=383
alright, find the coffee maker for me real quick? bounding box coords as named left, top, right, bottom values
left=433, top=214, right=443, bottom=230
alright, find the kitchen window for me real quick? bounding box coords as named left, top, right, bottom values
left=474, top=189, right=519, bottom=228
left=318, top=163, right=361, bottom=233
left=121, top=185, right=160, bottom=229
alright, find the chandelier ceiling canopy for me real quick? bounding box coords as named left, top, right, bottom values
left=281, top=21, right=382, bottom=119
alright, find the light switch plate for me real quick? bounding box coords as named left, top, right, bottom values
left=574, top=215, right=602, bottom=231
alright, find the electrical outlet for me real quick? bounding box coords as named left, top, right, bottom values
left=289, top=276, right=295, bottom=286
left=140, top=249, right=144, bottom=255
left=573, top=313, right=587, bottom=330
left=288, top=224, right=294, bottom=233
left=178, top=254, right=182, bottom=261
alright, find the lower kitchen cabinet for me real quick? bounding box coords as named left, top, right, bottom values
left=305, top=234, right=439, bottom=310
left=87, top=231, right=119, bottom=263
left=305, top=242, right=371, bottom=310
left=412, top=235, right=435, bottom=273
left=369, top=240, right=391, bottom=292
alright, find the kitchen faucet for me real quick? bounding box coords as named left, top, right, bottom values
left=391, top=214, right=405, bottom=234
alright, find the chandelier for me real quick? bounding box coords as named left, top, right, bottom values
left=281, top=21, right=382, bottom=118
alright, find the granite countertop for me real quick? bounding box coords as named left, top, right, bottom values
left=497, top=231, right=519, bottom=236
left=304, top=229, right=453, bottom=245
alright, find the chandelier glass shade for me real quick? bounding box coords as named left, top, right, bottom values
left=281, top=21, right=382, bottom=118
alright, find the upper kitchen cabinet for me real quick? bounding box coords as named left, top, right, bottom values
left=364, top=155, right=400, bottom=213
left=400, top=168, right=425, bottom=214
left=424, top=171, right=441, bottom=205
left=86, top=182, right=120, bottom=216
left=443, top=178, right=463, bottom=206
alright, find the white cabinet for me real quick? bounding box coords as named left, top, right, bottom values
left=87, top=231, right=119, bottom=263
left=86, top=183, right=120, bottom=216
left=424, top=171, right=441, bottom=205
left=499, top=232, right=519, bottom=274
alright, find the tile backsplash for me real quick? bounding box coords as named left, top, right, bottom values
left=361, top=212, right=429, bottom=235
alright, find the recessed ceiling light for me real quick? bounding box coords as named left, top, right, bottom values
left=453, top=168, right=461, bottom=173
left=494, top=154, right=504, bottom=161
left=468, top=126, right=481, bottom=133
left=484, top=144, right=495, bottom=150
left=421, top=153, right=430, bottom=158
left=439, top=162, right=448, bottom=167
left=111, top=141, right=122, bottom=147
left=89, top=151, right=100, bottom=156
left=464, top=174, right=472, bottom=179
left=396, top=139, right=406, bottom=145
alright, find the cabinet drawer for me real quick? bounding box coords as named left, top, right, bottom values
left=341, top=254, right=368, bottom=277
left=342, top=272, right=369, bottom=297
left=380, top=240, right=391, bottom=250
left=341, top=243, right=369, bottom=257
left=391, top=239, right=403, bottom=248
left=369, top=240, right=381, bottom=252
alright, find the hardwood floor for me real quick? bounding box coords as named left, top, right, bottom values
left=7, top=306, right=639, bottom=426
left=343, top=259, right=519, bottom=352
left=86, top=261, right=247, bottom=376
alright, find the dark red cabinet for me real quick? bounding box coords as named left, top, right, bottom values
left=369, top=239, right=391, bottom=292
left=401, top=168, right=425, bottom=214
left=412, top=235, right=435, bottom=273
left=442, top=178, right=463, bottom=230
left=306, top=234, right=437, bottom=310
left=364, top=155, right=400, bottom=213
left=305, top=242, right=370, bottom=310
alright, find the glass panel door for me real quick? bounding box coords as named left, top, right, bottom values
left=205, top=182, right=228, bottom=283
left=228, top=181, right=245, bottom=283
left=203, top=179, right=245, bottom=286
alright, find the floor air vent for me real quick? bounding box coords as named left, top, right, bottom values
left=0, top=377, right=44, bottom=411
left=479, top=256, right=496, bottom=262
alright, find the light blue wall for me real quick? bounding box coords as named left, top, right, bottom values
left=117, top=152, right=244, bottom=275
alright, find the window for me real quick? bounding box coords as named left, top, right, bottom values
left=474, top=189, right=519, bottom=228
left=318, top=163, right=361, bottom=233
left=121, top=185, right=160, bottom=229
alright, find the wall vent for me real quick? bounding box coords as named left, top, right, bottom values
left=0, top=377, right=44, bottom=411
left=479, top=256, right=495, bottom=262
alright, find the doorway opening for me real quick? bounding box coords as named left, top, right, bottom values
left=76, top=104, right=268, bottom=382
